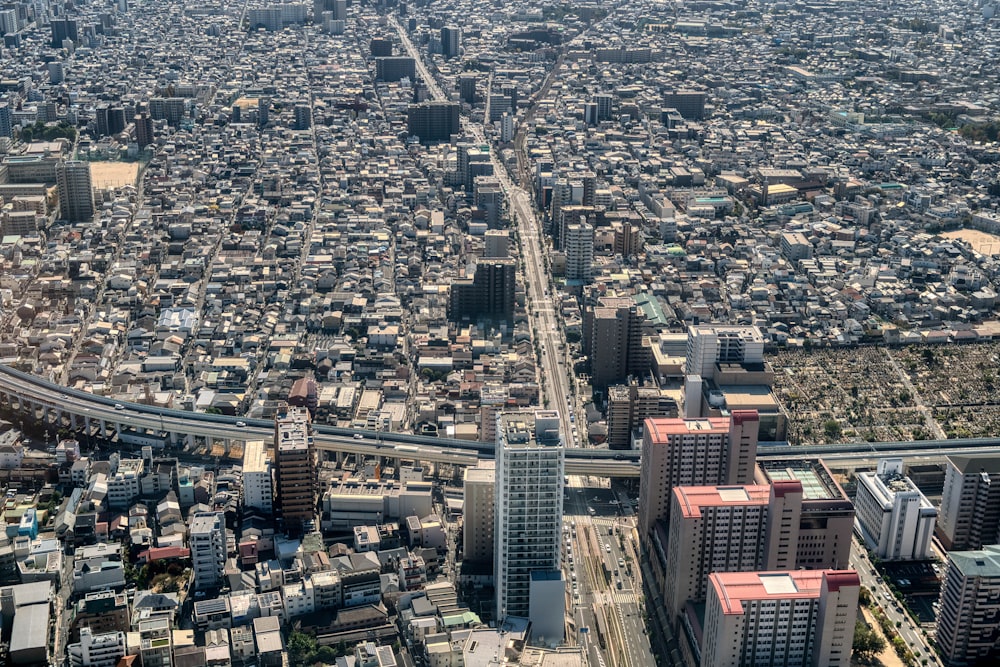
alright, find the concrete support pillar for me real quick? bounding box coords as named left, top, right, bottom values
left=100, top=419, right=107, bottom=436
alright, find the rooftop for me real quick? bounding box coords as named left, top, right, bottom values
left=673, top=485, right=772, bottom=519
left=757, top=459, right=843, bottom=501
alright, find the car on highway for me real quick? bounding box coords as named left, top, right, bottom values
left=605, top=544, right=612, bottom=554
left=236, top=421, right=246, bottom=428
left=353, top=433, right=364, bottom=439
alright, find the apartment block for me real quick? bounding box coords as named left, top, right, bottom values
left=754, top=459, right=854, bottom=570
left=494, top=410, right=564, bottom=623
left=274, top=404, right=317, bottom=532
left=243, top=440, right=273, bottom=515
left=190, top=512, right=226, bottom=591
left=938, top=455, right=1000, bottom=550
left=662, top=481, right=802, bottom=626
left=67, top=627, right=126, bottom=667
left=638, top=411, right=759, bottom=546
left=462, top=460, right=495, bottom=566
left=936, top=544, right=1000, bottom=667
left=855, top=458, right=937, bottom=560
left=698, top=570, right=859, bottom=667
left=606, top=379, right=676, bottom=450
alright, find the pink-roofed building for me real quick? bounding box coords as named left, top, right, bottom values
left=697, top=569, right=859, bottom=667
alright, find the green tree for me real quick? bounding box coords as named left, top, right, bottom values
left=288, top=631, right=318, bottom=665
left=823, top=419, right=842, bottom=440
left=853, top=620, right=887, bottom=661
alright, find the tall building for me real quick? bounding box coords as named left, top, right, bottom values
left=586, top=297, right=649, bottom=390
left=190, top=512, right=226, bottom=591
left=459, top=74, right=477, bottom=105
left=936, top=544, right=1000, bottom=667
left=441, top=25, right=461, bottom=58
left=56, top=160, right=95, bottom=223
left=855, top=458, right=937, bottom=560
left=685, top=325, right=765, bottom=380
left=134, top=111, right=154, bottom=148
left=138, top=617, right=173, bottom=667
left=662, top=481, right=803, bottom=626
left=407, top=101, right=460, bottom=143
left=699, top=570, right=859, bottom=667
left=375, top=56, right=416, bottom=82
left=754, top=459, right=855, bottom=570
left=637, top=411, right=759, bottom=546
left=242, top=440, right=272, bottom=515
left=938, top=454, right=1000, bottom=550
left=606, top=379, right=676, bottom=451
left=664, top=90, right=707, bottom=120
left=563, top=221, right=594, bottom=282
left=494, top=410, right=564, bottom=622
left=67, top=627, right=126, bottom=667
left=462, top=460, right=495, bottom=565
left=274, top=404, right=317, bottom=532
left=370, top=38, right=393, bottom=57
left=0, top=102, right=12, bottom=139
left=293, top=104, right=312, bottom=130
left=447, top=258, right=516, bottom=324
left=483, top=229, right=509, bottom=258
left=50, top=18, right=78, bottom=47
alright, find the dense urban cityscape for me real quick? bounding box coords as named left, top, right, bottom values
left=0, top=0, right=1000, bottom=665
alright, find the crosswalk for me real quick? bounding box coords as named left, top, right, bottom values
left=612, top=590, right=642, bottom=606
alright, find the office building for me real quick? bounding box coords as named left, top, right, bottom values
left=662, top=481, right=802, bottom=625
left=441, top=25, right=461, bottom=58
left=190, top=512, right=226, bottom=591
left=406, top=101, right=460, bottom=143
left=686, top=325, right=765, bottom=380
left=56, top=160, right=95, bottom=223
left=855, top=458, right=937, bottom=560
left=375, top=56, right=415, bottom=83
left=938, top=454, right=1000, bottom=550
left=754, top=459, right=854, bottom=569
left=664, top=90, right=707, bottom=120
left=448, top=258, right=516, bottom=324
left=138, top=617, right=173, bottom=667
left=699, top=570, right=859, bottom=667
left=483, top=229, right=509, bottom=258
left=50, top=17, right=78, bottom=47
left=463, top=460, right=495, bottom=565
left=242, top=440, right=272, bottom=515
left=637, top=411, right=759, bottom=546
left=274, top=404, right=317, bottom=532
left=606, top=379, right=676, bottom=450
left=936, top=544, right=1000, bottom=667
left=563, top=220, right=594, bottom=281
left=67, top=628, right=126, bottom=667
left=586, top=297, right=650, bottom=389
left=370, top=38, right=393, bottom=57
left=494, top=410, right=564, bottom=623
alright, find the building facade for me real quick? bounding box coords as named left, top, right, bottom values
left=243, top=439, right=273, bottom=515
left=638, top=411, right=760, bottom=547
left=855, top=458, right=937, bottom=560
left=190, top=512, right=226, bottom=591
left=938, top=455, right=1000, bottom=551
left=274, top=404, right=317, bottom=532
left=936, top=544, right=1000, bottom=667
left=56, top=160, right=95, bottom=223
left=462, top=460, right=495, bottom=565
left=494, top=410, right=564, bottom=621
left=699, top=570, right=859, bottom=667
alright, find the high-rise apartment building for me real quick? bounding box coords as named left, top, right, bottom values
left=855, top=458, right=937, bottom=560
left=938, top=454, right=1000, bottom=550
left=134, top=111, right=154, bottom=149
left=459, top=74, right=477, bottom=105
left=754, top=459, right=855, bottom=570
left=243, top=439, right=272, bottom=515
left=685, top=324, right=765, bottom=380
left=606, top=379, right=676, bottom=450
left=57, top=160, right=95, bottom=223
left=662, top=481, right=803, bottom=625
left=664, top=90, right=707, bottom=120
left=699, top=570, right=859, bottom=667
left=462, top=460, right=495, bottom=565
left=274, top=404, right=317, bottom=532
left=190, top=512, right=226, bottom=591
left=483, top=229, right=509, bottom=258
left=563, top=221, right=594, bottom=281
left=375, top=56, right=416, bottom=83
left=406, top=101, right=460, bottom=143
left=448, top=258, right=516, bottom=324
left=638, top=411, right=759, bottom=546
left=441, top=25, right=461, bottom=58
left=586, top=297, right=650, bottom=390
left=494, top=410, right=564, bottom=622
left=936, top=544, right=1000, bottom=667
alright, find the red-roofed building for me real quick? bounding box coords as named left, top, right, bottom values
left=136, top=546, right=190, bottom=565
left=697, top=570, right=859, bottom=667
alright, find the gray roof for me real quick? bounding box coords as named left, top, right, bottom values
left=950, top=545, right=1000, bottom=578
left=10, top=603, right=48, bottom=654
left=949, top=454, right=1000, bottom=475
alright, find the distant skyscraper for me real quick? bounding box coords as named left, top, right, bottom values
left=938, top=454, right=1000, bottom=551
left=56, top=160, right=95, bottom=223
left=50, top=18, right=78, bottom=47
left=637, top=411, right=760, bottom=547
left=441, top=25, right=461, bottom=58
left=274, top=404, right=317, bottom=533
left=494, top=410, right=564, bottom=623
left=701, top=570, right=860, bottom=667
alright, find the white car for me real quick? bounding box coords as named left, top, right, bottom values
left=353, top=433, right=364, bottom=439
